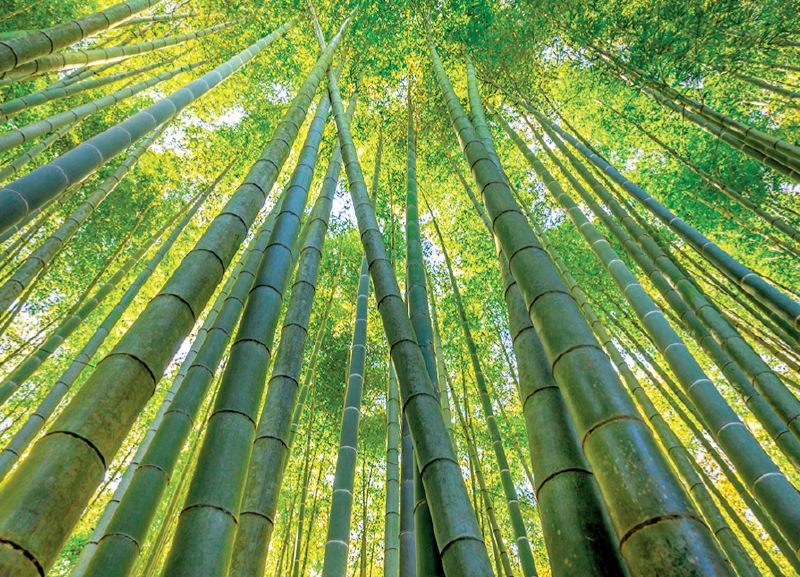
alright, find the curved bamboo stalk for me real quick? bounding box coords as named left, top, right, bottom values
left=0, top=0, right=164, bottom=74
left=0, top=19, right=294, bottom=238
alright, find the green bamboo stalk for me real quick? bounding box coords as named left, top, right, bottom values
left=0, top=26, right=308, bottom=577
left=538, top=221, right=760, bottom=577
left=385, top=349, right=401, bottom=577
left=518, top=111, right=800, bottom=468
left=426, top=205, right=537, bottom=577
left=135, top=378, right=216, bottom=577
left=430, top=35, right=732, bottom=575
left=403, top=84, right=444, bottom=577
left=320, top=258, right=371, bottom=577
left=493, top=103, right=800, bottom=556
left=0, top=0, right=164, bottom=74
left=384, top=135, right=400, bottom=577
left=157, top=24, right=348, bottom=577
left=0, top=60, right=205, bottom=154
left=327, top=39, right=494, bottom=576
left=0, top=19, right=294, bottom=238
left=679, top=247, right=800, bottom=353
left=0, top=60, right=161, bottom=122
left=0, top=121, right=171, bottom=316
left=230, top=61, right=351, bottom=577
left=0, top=19, right=238, bottom=81
left=0, top=160, right=234, bottom=483
left=460, top=57, right=627, bottom=576
left=427, top=275, right=455, bottom=449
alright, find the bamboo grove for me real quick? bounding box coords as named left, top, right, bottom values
left=1, top=0, right=800, bottom=575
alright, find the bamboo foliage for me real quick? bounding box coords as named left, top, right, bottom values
left=0, top=19, right=294, bottom=238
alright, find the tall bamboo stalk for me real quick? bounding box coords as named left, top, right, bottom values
left=404, top=83, right=444, bottom=577
left=230, top=61, right=352, bottom=577
left=439, top=137, right=623, bottom=576
left=326, top=35, right=495, bottom=575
